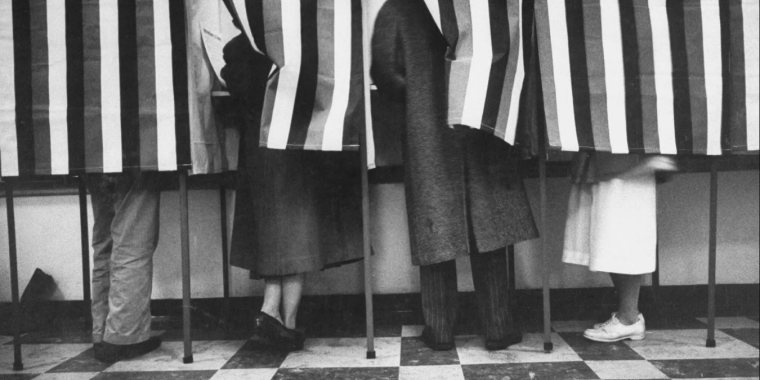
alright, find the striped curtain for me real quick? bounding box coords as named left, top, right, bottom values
left=424, top=0, right=526, bottom=145
left=535, top=0, right=759, bottom=155
left=227, top=0, right=366, bottom=151
left=0, top=0, right=190, bottom=178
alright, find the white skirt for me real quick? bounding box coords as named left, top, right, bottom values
left=562, top=174, right=657, bottom=275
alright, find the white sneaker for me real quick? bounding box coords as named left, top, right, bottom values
left=584, top=313, right=646, bottom=342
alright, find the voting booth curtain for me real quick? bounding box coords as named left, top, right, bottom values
left=2, top=0, right=758, bottom=180
left=534, top=0, right=759, bottom=155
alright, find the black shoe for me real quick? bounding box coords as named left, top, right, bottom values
left=485, top=332, right=522, bottom=351
left=94, top=336, right=161, bottom=363
left=253, top=312, right=304, bottom=352
left=421, top=326, right=455, bottom=351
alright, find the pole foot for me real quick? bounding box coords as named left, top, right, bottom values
left=543, top=342, right=553, bottom=352
left=183, top=355, right=194, bottom=364
left=706, top=339, right=716, bottom=348
left=366, top=351, right=376, bottom=359
left=13, top=361, right=23, bottom=371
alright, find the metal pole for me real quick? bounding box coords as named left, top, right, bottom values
left=360, top=0, right=375, bottom=359
left=706, top=162, right=718, bottom=348
left=5, top=182, right=23, bottom=370
left=78, top=177, right=92, bottom=330
left=219, top=185, right=230, bottom=320
left=179, top=171, right=194, bottom=363
left=539, top=144, right=553, bottom=352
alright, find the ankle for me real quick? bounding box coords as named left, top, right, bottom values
left=283, top=316, right=297, bottom=330
left=616, top=311, right=640, bottom=325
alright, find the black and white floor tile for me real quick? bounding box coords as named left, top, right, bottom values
left=1, top=317, right=758, bottom=379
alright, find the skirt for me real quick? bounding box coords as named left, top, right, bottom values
left=229, top=144, right=364, bottom=279
left=562, top=174, right=657, bottom=275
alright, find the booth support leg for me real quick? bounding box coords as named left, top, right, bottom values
left=179, top=171, right=194, bottom=363
left=219, top=185, right=230, bottom=322
left=5, top=183, right=23, bottom=370
left=360, top=0, right=375, bottom=359
left=361, top=151, right=375, bottom=359
left=539, top=150, right=552, bottom=353
left=78, top=177, right=92, bottom=331
left=706, top=163, right=718, bottom=348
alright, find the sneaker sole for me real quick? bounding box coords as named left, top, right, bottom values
left=583, top=333, right=645, bottom=343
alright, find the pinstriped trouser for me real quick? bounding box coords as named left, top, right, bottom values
left=420, top=247, right=512, bottom=343
left=88, top=174, right=160, bottom=345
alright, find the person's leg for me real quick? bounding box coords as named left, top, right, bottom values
left=88, top=177, right=116, bottom=344
left=419, top=260, right=458, bottom=349
left=261, top=277, right=284, bottom=325
left=104, top=174, right=160, bottom=345
left=611, top=273, right=644, bottom=325
left=255, top=275, right=304, bottom=351
left=470, top=248, right=520, bottom=350
left=281, top=273, right=305, bottom=330
left=583, top=271, right=646, bottom=342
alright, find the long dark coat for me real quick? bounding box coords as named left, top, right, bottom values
left=371, top=0, right=538, bottom=266
left=222, top=35, right=364, bottom=279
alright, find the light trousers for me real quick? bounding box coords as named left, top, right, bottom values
left=89, top=174, right=160, bottom=345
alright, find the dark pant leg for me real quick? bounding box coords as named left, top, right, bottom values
left=470, top=247, right=512, bottom=341
left=419, top=259, right=458, bottom=342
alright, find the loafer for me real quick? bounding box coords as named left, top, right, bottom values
left=485, top=332, right=522, bottom=351
left=254, top=312, right=304, bottom=352
left=421, top=326, right=454, bottom=351
left=94, top=336, right=161, bottom=363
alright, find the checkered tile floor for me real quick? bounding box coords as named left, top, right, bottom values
left=1, top=317, right=758, bottom=379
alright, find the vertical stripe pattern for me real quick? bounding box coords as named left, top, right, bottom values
left=48, top=0, right=69, bottom=174
left=426, top=0, right=527, bottom=145
left=101, top=0, right=123, bottom=173
left=230, top=0, right=367, bottom=152
left=743, top=0, right=759, bottom=151
left=534, top=0, right=759, bottom=154
left=31, top=0, right=51, bottom=175
left=1, top=0, right=193, bottom=177
left=0, top=1, right=19, bottom=176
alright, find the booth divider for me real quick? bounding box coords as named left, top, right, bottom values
left=5, top=182, right=23, bottom=371
left=78, top=177, right=92, bottom=331
left=361, top=0, right=376, bottom=359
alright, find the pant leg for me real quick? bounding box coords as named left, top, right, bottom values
left=419, top=259, right=458, bottom=342
left=88, top=178, right=116, bottom=344
left=103, top=174, right=160, bottom=345
left=470, top=247, right=512, bottom=341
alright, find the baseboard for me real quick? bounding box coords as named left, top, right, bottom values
left=1, top=284, right=757, bottom=335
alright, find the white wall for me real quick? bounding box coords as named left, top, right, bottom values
left=0, top=170, right=758, bottom=302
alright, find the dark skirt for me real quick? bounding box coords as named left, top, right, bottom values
left=229, top=141, right=364, bottom=279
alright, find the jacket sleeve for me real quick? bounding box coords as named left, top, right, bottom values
left=370, top=2, right=406, bottom=102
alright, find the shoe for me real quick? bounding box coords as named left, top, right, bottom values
left=421, top=326, right=455, bottom=351
left=94, top=336, right=161, bottom=363
left=253, top=312, right=304, bottom=352
left=485, top=332, right=522, bottom=351
left=584, top=313, right=645, bottom=343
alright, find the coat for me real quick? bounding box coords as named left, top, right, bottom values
left=222, top=35, right=364, bottom=279
left=371, top=0, right=538, bottom=266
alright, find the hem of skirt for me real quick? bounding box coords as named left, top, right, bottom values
left=588, top=262, right=655, bottom=275
left=247, top=256, right=364, bottom=280
left=562, top=250, right=591, bottom=267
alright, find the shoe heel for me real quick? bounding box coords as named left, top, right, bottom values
left=628, top=333, right=645, bottom=341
